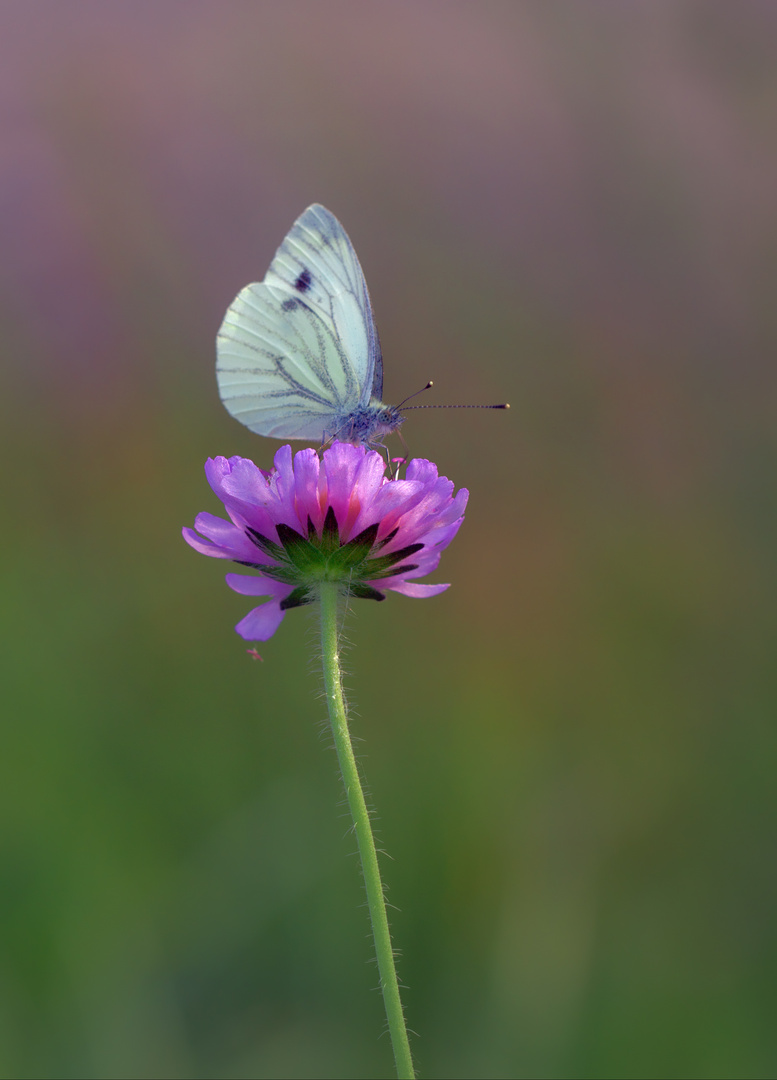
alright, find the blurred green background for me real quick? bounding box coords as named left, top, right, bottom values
left=1, top=3, right=776, bottom=1077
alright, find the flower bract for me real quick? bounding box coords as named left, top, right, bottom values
left=183, top=442, right=468, bottom=641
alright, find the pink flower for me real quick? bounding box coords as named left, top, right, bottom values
left=183, top=442, right=468, bottom=641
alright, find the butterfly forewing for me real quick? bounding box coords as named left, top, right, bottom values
left=265, top=204, right=383, bottom=405
left=217, top=204, right=385, bottom=443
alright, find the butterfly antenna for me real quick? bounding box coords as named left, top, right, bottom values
left=396, top=381, right=435, bottom=409
left=398, top=380, right=510, bottom=412
left=402, top=402, right=511, bottom=411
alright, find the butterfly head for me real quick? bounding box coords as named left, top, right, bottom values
left=332, top=402, right=404, bottom=447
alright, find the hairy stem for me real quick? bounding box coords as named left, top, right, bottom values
left=318, top=582, right=415, bottom=1080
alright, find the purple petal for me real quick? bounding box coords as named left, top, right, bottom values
left=321, top=442, right=367, bottom=533
left=435, top=486, right=469, bottom=526
left=183, top=510, right=275, bottom=564
left=193, top=511, right=242, bottom=544
left=351, top=480, right=425, bottom=544
left=197, top=512, right=269, bottom=558
left=347, top=448, right=389, bottom=529
left=206, top=454, right=301, bottom=538
left=262, top=449, right=306, bottom=532
left=204, top=458, right=276, bottom=528
left=385, top=580, right=451, bottom=598
left=393, top=485, right=468, bottom=542
left=292, top=448, right=324, bottom=533
left=225, top=574, right=292, bottom=599
left=228, top=575, right=293, bottom=640
left=206, top=456, right=269, bottom=506
left=415, top=516, right=465, bottom=552
left=270, top=444, right=295, bottom=501
left=404, top=458, right=440, bottom=485
left=182, top=525, right=228, bottom=559
left=234, top=601, right=287, bottom=641
left=386, top=549, right=443, bottom=581
left=182, top=522, right=252, bottom=562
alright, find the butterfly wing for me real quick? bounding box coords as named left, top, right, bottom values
left=265, top=205, right=384, bottom=404
left=216, top=204, right=384, bottom=440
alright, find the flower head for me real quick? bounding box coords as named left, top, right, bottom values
left=183, top=442, right=468, bottom=641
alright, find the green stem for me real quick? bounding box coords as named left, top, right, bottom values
left=318, top=582, right=415, bottom=1080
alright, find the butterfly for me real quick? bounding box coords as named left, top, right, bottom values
left=216, top=204, right=403, bottom=448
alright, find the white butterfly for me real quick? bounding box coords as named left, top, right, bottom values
left=216, top=204, right=403, bottom=447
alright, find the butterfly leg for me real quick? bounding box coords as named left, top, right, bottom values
left=367, top=440, right=404, bottom=479
left=319, top=424, right=336, bottom=455
left=367, top=440, right=394, bottom=476
left=392, top=428, right=411, bottom=477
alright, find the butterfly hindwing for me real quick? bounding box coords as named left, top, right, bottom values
left=217, top=281, right=354, bottom=440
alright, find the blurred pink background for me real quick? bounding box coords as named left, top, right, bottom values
left=1, top=4, right=776, bottom=1078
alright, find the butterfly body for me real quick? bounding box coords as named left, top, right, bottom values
left=216, top=204, right=403, bottom=447
left=329, top=401, right=404, bottom=445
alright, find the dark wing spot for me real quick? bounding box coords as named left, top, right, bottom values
left=294, top=268, right=312, bottom=293
left=281, top=297, right=297, bottom=311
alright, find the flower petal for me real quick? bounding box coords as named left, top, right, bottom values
left=182, top=522, right=257, bottom=563
left=183, top=506, right=280, bottom=565
left=182, top=526, right=228, bottom=559
left=210, top=454, right=303, bottom=538
left=404, top=458, right=439, bottom=485
left=385, top=580, right=451, bottom=598
left=206, top=456, right=269, bottom=506
left=351, top=479, right=425, bottom=543
left=321, top=442, right=367, bottom=533
left=320, top=442, right=390, bottom=539
left=270, top=444, right=296, bottom=504
left=415, top=516, right=465, bottom=551
left=203, top=457, right=282, bottom=539
left=234, top=601, right=287, bottom=641
left=225, top=574, right=293, bottom=599
left=292, top=448, right=324, bottom=533
left=393, top=484, right=468, bottom=541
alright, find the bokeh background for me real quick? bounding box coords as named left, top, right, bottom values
left=2, top=3, right=776, bottom=1077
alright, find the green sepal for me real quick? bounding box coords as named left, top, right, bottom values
left=320, top=506, right=341, bottom=555
left=364, top=542, right=424, bottom=576
left=245, top=528, right=284, bottom=561
left=280, top=586, right=314, bottom=610
left=373, top=526, right=399, bottom=551
left=348, top=521, right=380, bottom=549
left=242, top=513, right=423, bottom=594
left=276, top=523, right=324, bottom=571
left=369, top=562, right=419, bottom=580
left=348, top=583, right=386, bottom=602
left=255, top=564, right=306, bottom=585
left=331, top=522, right=380, bottom=572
